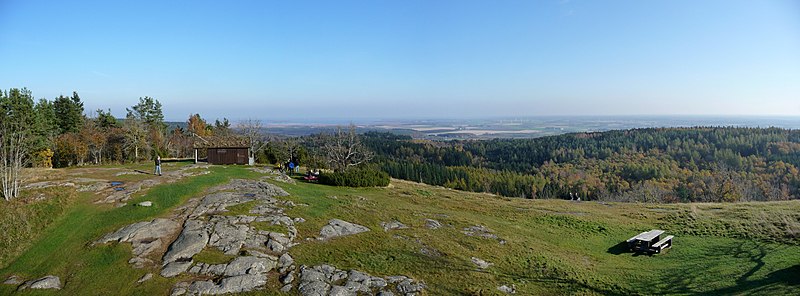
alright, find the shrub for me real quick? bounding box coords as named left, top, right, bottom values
left=319, top=166, right=390, bottom=187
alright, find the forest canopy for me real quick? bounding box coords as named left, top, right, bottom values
left=363, top=128, right=800, bottom=203
left=4, top=87, right=799, bottom=203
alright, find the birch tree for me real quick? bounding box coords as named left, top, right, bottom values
left=0, top=88, right=35, bottom=200
left=0, top=124, right=28, bottom=200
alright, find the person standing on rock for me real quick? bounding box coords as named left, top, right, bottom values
left=154, top=155, right=162, bottom=176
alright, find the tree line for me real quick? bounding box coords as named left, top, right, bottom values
left=0, top=87, right=244, bottom=200
left=7, top=86, right=795, bottom=202
left=1, top=86, right=382, bottom=199
left=363, top=128, right=800, bottom=202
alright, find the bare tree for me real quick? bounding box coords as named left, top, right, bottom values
left=0, top=123, right=28, bottom=200
left=81, top=119, right=106, bottom=164
left=123, top=115, right=148, bottom=161
left=322, top=124, right=373, bottom=172
left=236, top=119, right=269, bottom=161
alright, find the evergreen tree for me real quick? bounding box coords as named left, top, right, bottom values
left=95, top=109, right=118, bottom=128
left=126, top=96, right=166, bottom=132
left=53, top=91, right=85, bottom=134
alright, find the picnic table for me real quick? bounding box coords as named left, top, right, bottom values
left=626, top=229, right=673, bottom=254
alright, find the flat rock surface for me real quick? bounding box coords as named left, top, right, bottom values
left=463, top=225, right=500, bottom=240
left=3, top=275, right=22, bottom=285
left=162, top=179, right=295, bottom=294
left=498, top=284, right=516, bottom=294
left=297, top=265, right=424, bottom=296
left=93, top=176, right=425, bottom=296
left=162, top=261, right=193, bottom=278
left=137, top=273, right=153, bottom=283
left=320, top=219, right=370, bottom=239
left=163, top=220, right=210, bottom=264
left=96, top=218, right=180, bottom=268
left=187, top=274, right=268, bottom=295
left=18, top=275, right=61, bottom=290
left=471, top=257, right=493, bottom=269
left=424, top=219, right=442, bottom=229
left=381, top=220, right=409, bottom=231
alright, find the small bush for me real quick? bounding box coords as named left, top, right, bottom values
left=319, top=166, right=390, bottom=187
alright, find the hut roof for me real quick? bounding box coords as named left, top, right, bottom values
left=193, top=135, right=250, bottom=149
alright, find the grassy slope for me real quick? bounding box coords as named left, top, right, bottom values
left=0, top=188, right=78, bottom=268
left=0, top=165, right=259, bottom=295
left=2, top=166, right=799, bottom=295
left=276, top=179, right=800, bottom=295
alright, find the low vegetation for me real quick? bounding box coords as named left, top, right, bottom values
left=319, top=166, right=390, bottom=187
left=0, top=166, right=797, bottom=295
left=193, top=248, right=235, bottom=265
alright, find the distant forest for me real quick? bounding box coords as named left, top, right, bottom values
left=5, top=87, right=800, bottom=203
left=363, top=128, right=800, bottom=202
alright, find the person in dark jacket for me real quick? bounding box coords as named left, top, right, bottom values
left=154, top=156, right=162, bottom=176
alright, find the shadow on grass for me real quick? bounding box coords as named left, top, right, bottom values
left=606, top=241, right=629, bottom=255
left=607, top=241, right=655, bottom=257
left=654, top=241, right=798, bottom=295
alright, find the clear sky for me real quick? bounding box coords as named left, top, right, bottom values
left=1, top=0, right=799, bottom=121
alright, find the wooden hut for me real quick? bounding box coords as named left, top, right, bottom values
left=193, top=136, right=251, bottom=165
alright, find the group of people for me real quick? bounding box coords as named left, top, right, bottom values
left=279, top=159, right=301, bottom=175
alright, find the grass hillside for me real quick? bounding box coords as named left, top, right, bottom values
left=1, top=164, right=798, bottom=295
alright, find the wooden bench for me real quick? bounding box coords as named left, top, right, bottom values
left=651, top=235, right=674, bottom=253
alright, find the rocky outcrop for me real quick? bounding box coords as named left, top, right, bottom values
left=424, top=219, right=442, bottom=229
left=162, top=261, right=194, bottom=277
left=97, top=164, right=211, bottom=204
left=498, top=284, right=516, bottom=294
left=320, top=219, right=370, bottom=239
left=297, top=265, right=425, bottom=296
left=462, top=225, right=499, bottom=240
left=137, top=273, right=153, bottom=283
left=17, top=275, right=61, bottom=290
left=187, top=274, right=268, bottom=295
left=95, top=218, right=180, bottom=268
left=3, top=275, right=22, bottom=285
left=471, top=257, right=493, bottom=269
left=381, top=220, right=409, bottom=231
left=96, top=177, right=427, bottom=296
left=223, top=256, right=276, bottom=277
left=163, top=220, right=210, bottom=264
left=162, top=179, right=296, bottom=294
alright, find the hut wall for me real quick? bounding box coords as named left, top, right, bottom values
left=207, top=148, right=249, bottom=165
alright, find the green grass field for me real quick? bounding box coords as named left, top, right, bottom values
left=1, top=165, right=798, bottom=295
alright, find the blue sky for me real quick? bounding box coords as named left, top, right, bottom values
left=1, top=0, right=798, bottom=121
